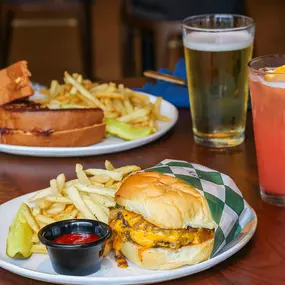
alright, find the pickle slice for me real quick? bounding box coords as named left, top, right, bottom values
left=105, top=117, right=152, bottom=140
left=6, top=203, right=33, bottom=259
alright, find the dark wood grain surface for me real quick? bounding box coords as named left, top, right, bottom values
left=0, top=78, right=284, bottom=285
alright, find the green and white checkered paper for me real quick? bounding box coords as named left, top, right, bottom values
left=144, top=159, right=254, bottom=256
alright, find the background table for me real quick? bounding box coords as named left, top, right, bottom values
left=1, top=78, right=284, bottom=285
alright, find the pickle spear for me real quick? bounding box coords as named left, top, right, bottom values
left=6, top=203, right=33, bottom=258
left=105, top=117, right=152, bottom=140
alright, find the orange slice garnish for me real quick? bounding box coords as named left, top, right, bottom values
left=264, top=65, right=285, bottom=82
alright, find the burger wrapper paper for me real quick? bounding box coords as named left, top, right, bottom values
left=144, top=159, right=255, bottom=257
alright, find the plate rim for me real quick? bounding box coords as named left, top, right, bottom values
left=0, top=93, right=179, bottom=157
left=0, top=191, right=257, bottom=285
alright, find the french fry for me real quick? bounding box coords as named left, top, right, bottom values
left=93, top=93, right=124, bottom=100
left=32, top=206, right=41, bottom=217
left=104, top=179, right=114, bottom=188
left=85, top=169, right=123, bottom=181
left=46, top=203, right=65, bottom=215
left=104, top=112, right=119, bottom=118
left=54, top=209, right=78, bottom=221
left=36, top=199, right=53, bottom=210
left=104, top=98, right=114, bottom=111
left=117, top=108, right=149, bottom=123
left=82, top=195, right=109, bottom=223
left=70, top=86, right=77, bottom=95
left=129, top=91, right=150, bottom=104
left=36, top=215, right=56, bottom=225
left=32, top=233, right=40, bottom=243
left=113, top=99, right=127, bottom=115
left=46, top=196, right=73, bottom=204
left=89, top=193, right=116, bottom=208
left=83, top=80, right=92, bottom=89
left=156, top=113, right=172, bottom=122
left=88, top=179, right=105, bottom=188
left=50, top=179, right=59, bottom=195
left=31, top=244, right=47, bottom=254
left=64, top=72, right=105, bottom=110
left=101, top=206, right=110, bottom=216
left=70, top=209, right=79, bottom=218
left=76, top=164, right=91, bottom=185
left=90, top=83, right=108, bottom=92
left=123, top=97, right=134, bottom=114
left=66, top=186, right=94, bottom=219
left=50, top=80, right=59, bottom=97
left=105, top=160, right=115, bottom=171
left=77, top=93, right=97, bottom=107
left=105, top=84, right=116, bottom=93
left=149, top=118, right=155, bottom=129
left=115, top=165, right=141, bottom=175
left=28, top=187, right=52, bottom=202
left=77, top=74, right=83, bottom=83
left=77, top=212, right=85, bottom=219
left=74, top=182, right=116, bottom=197
left=64, top=204, right=75, bottom=213
left=109, top=182, right=122, bottom=190
left=131, top=116, right=149, bottom=124
left=56, top=173, right=66, bottom=192
left=65, top=179, right=77, bottom=188
left=22, top=204, right=40, bottom=233
left=90, top=174, right=110, bottom=184
left=38, top=222, right=47, bottom=229
left=153, top=97, right=171, bottom=122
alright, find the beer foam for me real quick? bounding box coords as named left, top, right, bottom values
left=184, top=31, right=253, bottom=51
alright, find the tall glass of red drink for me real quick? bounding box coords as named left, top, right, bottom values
left=249, top=54, right=285, bottom=206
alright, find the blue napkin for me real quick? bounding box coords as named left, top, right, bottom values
left=135, top=58, right=251, bottom=109
left=134, top=59, right=190, bottom=108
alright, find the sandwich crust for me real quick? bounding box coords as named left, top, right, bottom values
left=0, top=61, right=34, bottom=105
left=0, top=103, right=104, bottom=132
left=115, top=172, right=216, bottom=230
left=120, top=238, right=214, bottom=270
left=0, top=123, right=106, bottom=147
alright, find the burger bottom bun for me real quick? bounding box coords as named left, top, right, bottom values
left=120, top=238, right=214, bottom=270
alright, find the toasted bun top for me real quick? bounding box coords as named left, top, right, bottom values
left=115, top=172, right=216, bottom=230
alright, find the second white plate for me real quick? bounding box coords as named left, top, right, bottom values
left=0, top=191, right=257, bottom=285
left=0, top=93, right=178, bottom=157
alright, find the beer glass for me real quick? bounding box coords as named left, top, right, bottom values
left=182, top=15, right=255, bottom=147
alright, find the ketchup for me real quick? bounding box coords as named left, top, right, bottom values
left=53, top=233, right=100, bottom=245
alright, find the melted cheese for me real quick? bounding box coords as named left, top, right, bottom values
left=111, top=209, right=214, bottom=251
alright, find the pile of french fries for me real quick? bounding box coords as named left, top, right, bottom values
left=22, top=160, right=140, bottom=255
left=35, top=72, right=171, bottom=130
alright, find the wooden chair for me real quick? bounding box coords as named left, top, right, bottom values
left=122, top=0, right=183, bottom=76
left=0, top=0, right=94, bottom=80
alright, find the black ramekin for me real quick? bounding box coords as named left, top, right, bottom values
left=38, top=219, right=112, bottom=276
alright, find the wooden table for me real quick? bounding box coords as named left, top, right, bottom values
left=0, top=78, right=284, bottom=285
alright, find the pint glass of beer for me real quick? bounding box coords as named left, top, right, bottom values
left=182, top=15, right=255, bottom=147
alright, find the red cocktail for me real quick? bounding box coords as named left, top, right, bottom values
left=249, top=55, right=285, bottom=205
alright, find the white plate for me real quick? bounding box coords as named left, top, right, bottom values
left=0, top=191, right=257, bottom=285
left=0, top=93, right=178, bottom=157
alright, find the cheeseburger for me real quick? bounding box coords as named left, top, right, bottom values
left=109, top=172, right=217, bottom=270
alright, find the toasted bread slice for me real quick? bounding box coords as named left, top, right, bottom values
left=0, top=101, right=104, bottom=132
left=0, top=61, right=34, bottom=106
left=0, top=123, right=106, bottom=147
